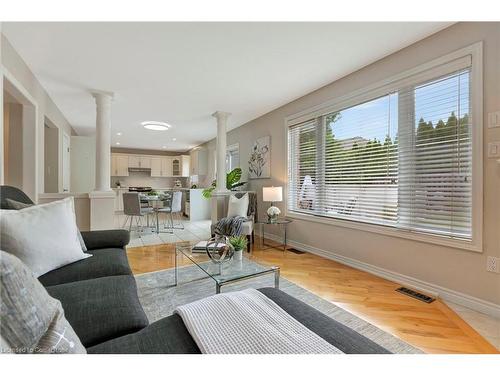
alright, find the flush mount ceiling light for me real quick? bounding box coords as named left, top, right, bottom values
left=141, top=121, right=171, bottom=131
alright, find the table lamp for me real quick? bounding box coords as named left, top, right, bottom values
left=263, top=186, right=283, bottom=223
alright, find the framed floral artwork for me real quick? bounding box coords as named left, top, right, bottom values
left=248, top=136, right=270, bottom=179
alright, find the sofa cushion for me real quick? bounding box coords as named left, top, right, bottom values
left=87, top=313, right=200, bottom=354
left=0, top=185, right=34, bottom=210
left=258, top=287, right=390, bottom=354
left=80, top=230, right=130, bottom=251
left=89, top=287, right=391, bottom=354
left=38, top=248, right=132, bottom=287
left=45, top=275, right=148, bottom=347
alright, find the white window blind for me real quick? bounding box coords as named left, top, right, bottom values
left=398, top=69, right=472, bottom=239
left=288, top=59, right=473, bottom=242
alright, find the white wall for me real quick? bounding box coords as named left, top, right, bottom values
left=70, top=135, right=95, bottom=193
left=198, top=22, right=500, bottom=309
left=1, top=34, right=76, bottom=199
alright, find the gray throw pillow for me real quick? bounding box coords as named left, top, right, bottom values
left=4, top=198, right=87, bottom=252
left=0, top=251, right=86, bottom=354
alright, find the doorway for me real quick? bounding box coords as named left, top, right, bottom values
left=3, top=75, right=38, bottom=201
left=44, top=119, right=59, bottom=193
left=62, top=132, right=70, bottom=192
left=3, top=90, right=23, bottom=189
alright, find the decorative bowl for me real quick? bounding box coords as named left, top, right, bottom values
left=205, top=236, right=235, bottom=264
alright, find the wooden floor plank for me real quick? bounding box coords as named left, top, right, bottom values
left=126, top=237, right=498, bottom=354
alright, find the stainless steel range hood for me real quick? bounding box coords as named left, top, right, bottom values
left=128, top=167, right=151, bottom=172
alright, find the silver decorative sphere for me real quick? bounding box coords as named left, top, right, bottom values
left=205, top=236, right=234, bottom=264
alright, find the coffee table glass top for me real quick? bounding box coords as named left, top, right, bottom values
left=175, top=241, right=277, bottom=284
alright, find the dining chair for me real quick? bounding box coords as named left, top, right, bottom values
left=122, top=192, right=154, bottom=236
left=159, top=191, right=184, bottom=230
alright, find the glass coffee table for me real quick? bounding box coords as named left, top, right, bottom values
left=174, top=242, right=280, bottom=294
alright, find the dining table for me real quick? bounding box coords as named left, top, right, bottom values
left=139, top=192, right=173, bottom=234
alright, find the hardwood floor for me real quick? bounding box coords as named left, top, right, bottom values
left=127, top=237, right=499, bottom=354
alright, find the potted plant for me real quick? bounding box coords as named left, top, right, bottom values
left=202, top=168, right=247, bottom=199
left=228, top=235, right=248, bottom=261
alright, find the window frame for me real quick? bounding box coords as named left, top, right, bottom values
left=284, top=42, right=483, bottom=252
left=226, top=143, right=240, bottom=172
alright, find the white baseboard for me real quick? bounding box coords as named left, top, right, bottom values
left=264, top=233, right=500, bottom=319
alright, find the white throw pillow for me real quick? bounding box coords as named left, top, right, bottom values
left=0, top=197, right=91, bottom=277
left=227, top=193, right=249, bottom=218
left=5, top=198, right=87, bottom=252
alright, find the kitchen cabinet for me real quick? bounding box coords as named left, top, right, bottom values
left=111, top=154, right=129, bottom=176
left=189, top=149, right=207, bottom=176
left=163, top=157, right=173, bottom=176
left=111, top=152, right=189, bottom=178
left=172, top=157, right=181, bottom=176
left=139, top=156, right=151, bottom=169
left=128, top=155, right=151, bottom=169
left=150, top=157, right=162, bottom=177
left=150, top=157, right=173, bottom=177
left=171, top=155, right=190, bottom=177
left=128, top=156, right=140, bottom=168
left=181, top=155, right=190, bottom=177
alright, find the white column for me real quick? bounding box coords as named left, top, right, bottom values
left=89, top=91, right=115, bottom=230
left=0, top=22, right=3, bottom=185
left=0, top=60, right=3, bottom=185
left=92, top=91, right=113, bottom=191
left=212, top=111, right=231, bottom=193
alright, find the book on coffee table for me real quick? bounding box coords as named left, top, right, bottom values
left=192, top=240, right=226, bottom=253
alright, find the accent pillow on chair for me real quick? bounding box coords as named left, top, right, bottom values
left=0, top=251, right=86, bottom=353
left=0, top=197, right=91, bottom=278
left=227, top=193, right=249, bottom=218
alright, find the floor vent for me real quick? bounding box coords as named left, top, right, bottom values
left=287, top=248, right=306, bottom=254
left=396, top=287, right=435, bottom=303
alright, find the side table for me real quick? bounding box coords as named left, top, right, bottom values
left=257, top=219, right=293, bottom=252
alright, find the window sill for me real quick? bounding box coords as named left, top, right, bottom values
left=286, top=211, right=482, bottom=253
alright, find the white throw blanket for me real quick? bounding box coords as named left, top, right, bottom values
left=175, top=289, right=343, bottom=354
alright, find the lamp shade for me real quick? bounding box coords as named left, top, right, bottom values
left=263, top=186, right=283, bottom=202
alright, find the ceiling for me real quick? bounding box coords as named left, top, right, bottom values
left=2, top=22, right=451, bottom=151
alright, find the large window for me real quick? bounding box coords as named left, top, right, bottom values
left=287, top=47, right=481, bottom=249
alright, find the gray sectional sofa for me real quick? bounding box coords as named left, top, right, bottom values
left=39, top=230, right=150, bottom=349
left=1, top=185, right=389, bottom=354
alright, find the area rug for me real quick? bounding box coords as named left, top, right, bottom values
left=135, top=259, right=423, bottom=354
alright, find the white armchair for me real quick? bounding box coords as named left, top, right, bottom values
left=211, top=192, right=257, bottom=251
